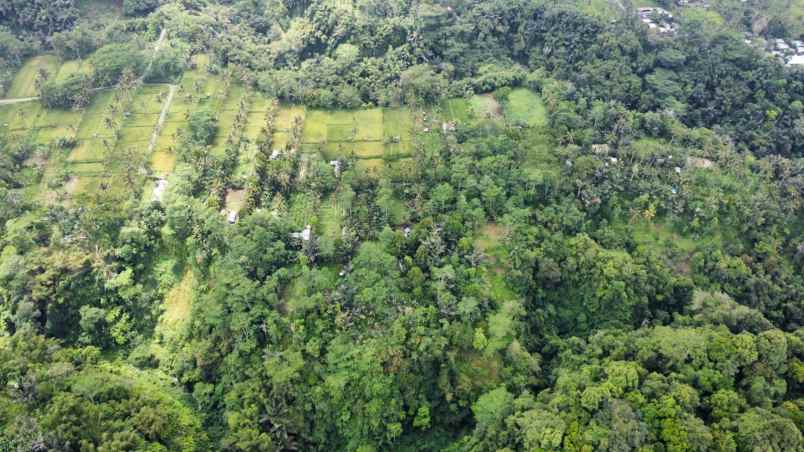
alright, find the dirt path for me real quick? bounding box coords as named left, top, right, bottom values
left=147, top=84, right=176, bottom=157
left=143, top=28, right=169, bottom=78
left=0, top=96, right=39, bottom=105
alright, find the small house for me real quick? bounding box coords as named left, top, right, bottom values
left=227, top=210, right=239, bottom=224
left=291, top=225, right=312, bottom=242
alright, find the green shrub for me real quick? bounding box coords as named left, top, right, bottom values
left=39, top=73, right=90, bottom=109
left=90, top=43, right=145, bottom=86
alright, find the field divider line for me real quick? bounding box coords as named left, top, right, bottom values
left=147, top=84, right=177, bottom=169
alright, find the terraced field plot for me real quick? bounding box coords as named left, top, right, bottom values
left=0, top=102, right=42, bottom=132
left=299, top=107, right=413, bottom=167
left=66, top=84, right=168, bottom=195
left=5, top=48, right=549, bottom=198
left=55, top=60, right=93, bottom=81
left=4, top=55, right=60, bottom=98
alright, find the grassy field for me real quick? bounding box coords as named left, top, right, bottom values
left=55, top=60, right=93, bottom=81
left=5, top=55, right=60, bottom=98
left=504, top=88, right=547, bottom=127
left=6, top=52, right=549, bottom=198
left=0, top=102, right=42, bottom=132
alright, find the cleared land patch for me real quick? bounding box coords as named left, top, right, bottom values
left=5, top=55, right=60, bottom=98
left=504, top=88, right=547, bottom=127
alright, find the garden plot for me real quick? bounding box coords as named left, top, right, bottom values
left=503, top=88, right=547, bottom=127
left=470, top=94, right=503, bottom=121
left=317, top=195, right=345, bottom=241
left=244, top=110, right=268, bottom=141
left=383, top=108, right=414, bottom=157
left=0, top=103, right=42, bottom=136
left=67, top=139, right=107, bottom=164
left=5, top=55, right=60, bottom=98
left=130, top=85, right=172, bottom=114
left=55, top=60, right=93, bottom=81
left=76, top=91, right=117, bottom=139
left=35, top=107, right=83, bottom=130
left=300, top=107, right=391, bottom=160
left=441, top=98, right=473, bottom=123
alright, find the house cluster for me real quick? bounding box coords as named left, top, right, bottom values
left=744, top=34, right=804, bottom=67
left=674, top=0, right=710, bottom=7
left=637, top=7, right=678, bottom=35
left=770, top=38, right=804, bottom=67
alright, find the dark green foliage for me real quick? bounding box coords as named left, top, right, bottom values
left=123, top=0, right=160, bottom=17
left=2, top=1, right=804, bottom=450
left=187, top=109, right=218, bottom=145
left=89, top=43, right=145, bottom=87
left=0, top=333, right=207, bottom=450
left=144, top=43, right=188, bottom=82
left=39, top=73, right=90, bottom=109
left=0, top=0, right=78, bottom=36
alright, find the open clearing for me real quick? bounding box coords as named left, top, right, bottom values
left=5, top=53, right=549, bottom=200
left=5, top=55, right=60, bottom=99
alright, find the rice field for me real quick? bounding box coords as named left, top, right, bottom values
left=5, top=55, right=60, bottom=98
left=6, top=56, right=551, bottom=198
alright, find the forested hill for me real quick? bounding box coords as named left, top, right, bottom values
left=1, top=0, right=804, bottom=451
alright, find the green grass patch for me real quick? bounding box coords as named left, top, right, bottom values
left=288, top=192, right=319, bottom=229
left=353, top=141, right=385, bottom=158
left=318, top=195, right=344, bottom=241
left=221, top=85, right=247, bottom=111
left=35, top=126, right=76, bottom=144
left=327, top=123, right=356, bottom=142
left=249, top=93, right=274, bottom=112
left=117, top=126, right=152, bottom=145
left=153, top=120, right=182, bottom=152
left=244, top=111, right=268, bottom=140
left=353, top=109, right=383, bottom=141
left=151, top=150, right=176, bottom=175
left=302, top=110, right=329, bottom=144
left=273, top=131, right=290, bottom=150
left=385, top=141, right=413, bottom=159
left=321, top=142, right=352, bottom=161
left=323, top=141, right=386, bottom=160
left=155, top=270, right=194, bottom=342
left=441, top=98, right=472, bottom=123
left=356, top=158, right=385, bottom=173
left=6, top=55, right=60, bottom=98
left=383, top=108, right=414, bottom=142
left=470, top=94, right=502, bottom=120
left=302, top=108, right=385, bottom=144
left=35, top=107, right=83, bottom=129
left=521, top=128, right=557, bottom=181
left=125, top=113, right=160, bottom=128
left=0, top=102, right=42, bottom=131
left=130, top=85, right=171, bottom=114
left=55, top=60, right=93, bottom=82
left=632, top=220, right=699, bottom=255
left=68, top=160, right=106, bottom=176
left=68, top=139, right=106, bottom=162
left=504, top=88, right=547, bottom=127
left=276, top=105, right=305, bottom=130
left=76, top=91, right=116, bottom=139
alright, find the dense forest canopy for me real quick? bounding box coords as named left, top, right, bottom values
left=0, top=0, right=803, bottom=450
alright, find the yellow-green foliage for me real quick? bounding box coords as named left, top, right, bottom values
left=76, top=90, right=116, bottom=139
left=504, top=88, right=547, bottom=127
left=55, top=60, right=93, bottom=82
left=6, top=55, right=60, bottom=98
